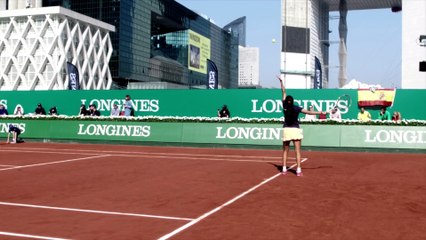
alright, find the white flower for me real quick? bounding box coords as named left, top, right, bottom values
left=0, top=115, right=425, bottom=125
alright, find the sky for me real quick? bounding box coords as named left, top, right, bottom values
left=176, top=0, right=402, bottom=89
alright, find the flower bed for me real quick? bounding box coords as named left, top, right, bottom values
left=1, top=115, right=425, bottom=126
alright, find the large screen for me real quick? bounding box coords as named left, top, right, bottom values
left=188, top=30, right=211, bottom=74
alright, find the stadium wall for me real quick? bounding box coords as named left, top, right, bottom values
left=0, top=89, right=425, bottom=120
left=0, top=120, right=424, bottom=150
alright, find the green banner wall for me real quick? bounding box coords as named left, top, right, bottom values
left=0, top=89, right=425, bottom=120
left=1, top=120, right=424, bottom=150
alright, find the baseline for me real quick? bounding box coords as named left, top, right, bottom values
left=0, top=148, right=288, bottom=164
left=0, top=231, right=69, bottom=240
left=1, top=149, right=100, bottom=156
left=0, top=146, right=282, bottom=160
left=0, top=154, right=111, bottom=172
left=158, top=158, right=308, bottom=240
left=108, top=153, right=284, bottom=163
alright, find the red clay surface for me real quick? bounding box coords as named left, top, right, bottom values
left=0, top=142, right=425, bottom=240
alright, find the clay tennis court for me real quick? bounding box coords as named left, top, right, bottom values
left=0, top=142, right=424, bottom=240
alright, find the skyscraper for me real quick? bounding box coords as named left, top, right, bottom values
left=43, top=0, right=238, bottom=89
left=238, top=46, right=260, bottom=87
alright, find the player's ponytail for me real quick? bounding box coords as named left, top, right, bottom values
left=283, top=95, right=296, bottom=125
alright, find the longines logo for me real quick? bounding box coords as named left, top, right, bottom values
left=251, top=99, right=350, bottom=114
left=216, top=126, right=281, bottom=140
left=77, top=124, right=151, bottom=137
left=364, top=129, right=426, bottom=144
left=81, top=99, right=159, bottom=112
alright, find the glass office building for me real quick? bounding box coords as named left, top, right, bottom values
left=224, top=16, right=247, bottom=47
left=43, top=0, right=239, bottom=89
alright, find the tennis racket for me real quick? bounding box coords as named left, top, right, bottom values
left=331, top=94, right=352, bottom=112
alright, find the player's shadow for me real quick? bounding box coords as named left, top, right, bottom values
left=269, top=163, right=333, bottom=174
left=270, top=163, right=284, bottom=172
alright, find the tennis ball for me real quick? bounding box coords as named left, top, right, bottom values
left=272, top=38, right=276, bottom=43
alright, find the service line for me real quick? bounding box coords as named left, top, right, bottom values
left=0, top=201, right=193, bottom=221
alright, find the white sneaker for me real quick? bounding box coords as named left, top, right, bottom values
left=281, top=167, right=287, bottom=175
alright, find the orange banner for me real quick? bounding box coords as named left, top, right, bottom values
left=357, top=88, right=396, bottom=107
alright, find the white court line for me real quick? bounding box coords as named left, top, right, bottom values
left=1, top=147, right=282, bottom=160
left=0, top=148, right=290, bottom=164
left=0, top=201, right=194, bottom=221
left=116, top=152, right=279, bottom=160
left=1, top=149, right=99, bottom=156
left=0, top=231, right=69, bottom=240
left=0, top=164, right=17, bottom=167
left=109, top=153, right=287, bottom=163
left=0, top=154, right=110, bottom=172
left=158, top=158, right=308, bottom=240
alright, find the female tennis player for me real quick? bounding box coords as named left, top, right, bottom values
left=278, top=76, right=325, bottom=176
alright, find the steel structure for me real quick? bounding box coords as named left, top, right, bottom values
left=0, top=6, right=115, bottom=90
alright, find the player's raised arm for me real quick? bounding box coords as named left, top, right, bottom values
left=301, top=108, right=325, bottom=116
left=277, top=75, right=286, bottom=100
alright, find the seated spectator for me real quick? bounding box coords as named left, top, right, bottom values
left=357, top=107, right=371, bottom=121
left=378, top=106, right=391, bottom=120
left=110, top=103, right=120, bottom=116
left=79, top=104, right=88, bottom=116
left=49, top=106, right=58, bottom=115
left=217, top=105, right=230, bottom=118
left=392, top=111, right=402, bottom=121
left=304, top=106, right=317, bottom=121
left=89, top=104, right=100, bottom=116
left=329, top=107, right=342, bottom=121
left=35, top=103, right=46, bottom=115
left=0, top=104, right=8, bottom=115
left=318, top=112, right=327, bottom=120
left=14, top=105, right=24, bottom=116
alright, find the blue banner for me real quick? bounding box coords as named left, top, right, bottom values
left=314, top=57, right=322, bottom=89
left=67, top=62, right=80, bottom=90
left=207, top=59, right=218, bottom=89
